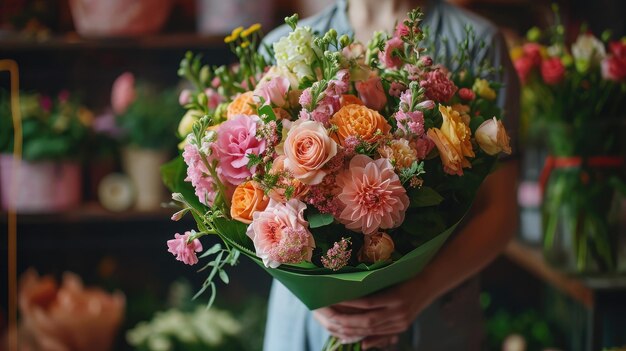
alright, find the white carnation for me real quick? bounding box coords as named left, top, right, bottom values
left=273, top=27, right=321, bottom=80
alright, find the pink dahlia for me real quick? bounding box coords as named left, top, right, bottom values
left=182, top=143, right=218, bottom=206
left=246, top=199, right=315, bottom=268
left=214, top=114, right=266, bottom=185
left=335, top=155, right=409, bottom=235
left=167, top=231, right=203, bottom=265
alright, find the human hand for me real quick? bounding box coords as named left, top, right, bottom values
left=313, top=277, right=432, bottom=348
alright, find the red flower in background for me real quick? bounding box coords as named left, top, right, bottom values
left=541, top=58, right=565, bottom=85
left=514, top=56, right=534, bottom=84
left=602, top=41, right=626, bottom=82
left=523, top=43, right=543, bottom=67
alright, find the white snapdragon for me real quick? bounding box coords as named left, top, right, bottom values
left=273, top=26, right=321, bottom=80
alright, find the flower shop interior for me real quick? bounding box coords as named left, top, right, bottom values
left=1, top=0, right=626, bottom=350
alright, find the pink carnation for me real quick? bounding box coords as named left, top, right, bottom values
left=335, top=155, right=409, bottom=235
left=420, top=68, right=458, bottom=102
left=183, top=143, right=218, bottom=206
left=167, top=232, right=203, bottom=265
left=246, top=199, right=315, bottom=268
left=214, top=115, right=266, bottom=185
left=378, top=37, right=404, bottom=69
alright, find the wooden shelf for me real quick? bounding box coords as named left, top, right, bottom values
left=504, top=239, right=626, bottom=309
left=0, top=32, right=227, bottom=51
left=0, top=202, right=185, bottom=224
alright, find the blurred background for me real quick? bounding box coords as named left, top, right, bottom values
left=1, top=0, right=625, bottom=350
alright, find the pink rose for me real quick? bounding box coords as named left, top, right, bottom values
left=336, top=155, right=409, bottom=235
left=475, top=117, right=512, bottom=155
left=284, top=119, right=338, bottom=185
left=355, top=76, right=388, bottom=111
left=214, top=115, right=266, bottom=185
left=167, top=231, right=203, bottom=265
left=246, top=199, right=315, bottom=268
left=358, top=232, right=395, bottom=263
left=111, top=72, right=136, bottom=114
left=378, top=37, right=404, bottom=69
left=541, top=57, right=565, bottom=85
left=254, top=76, right=290, bottom=107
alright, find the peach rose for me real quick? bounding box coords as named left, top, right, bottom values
left=330, top=104, right=391, bottom=146
left=355, top=75, right=388, bottom=111
left=226, top=91, right=257, bottom=119
left=358, top=232, right=395, bottom=263
left=475, top=117, right=512, bottom=155
left=283, top=119, right=338, bottom=185
left=268, top=155, right=309, bottom=202
left=230, top=181, right=270, bottom=224
left=427, top=105, right=475, bottom=176
left=340, top=94, right=364, bottom=107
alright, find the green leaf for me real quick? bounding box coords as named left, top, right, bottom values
left=218, top=269, right=230, bottom=284
left=212, top=217, right=254, bottom=251
left=257, top=103, right=277, bottom=122
left=206, top=283, right=216, bottom=309
left=307, top=210, right=335, bottom=228
left=408, top=186, right=444, bottom=207
left=199, top=243, right=222, bottom=258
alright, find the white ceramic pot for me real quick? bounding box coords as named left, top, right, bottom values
left=121, top=147, right=170, bottom=211
left=0, top=154, right=82, bottom=213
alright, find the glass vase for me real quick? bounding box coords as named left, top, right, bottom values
left=542, top=165, right=626, bottom=275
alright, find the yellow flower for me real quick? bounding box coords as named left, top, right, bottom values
left=224, top=35, right=236, bottom=44
left=427, top=105, right=474, bottom=176
left=242, top=23, right=262, bottom=38
left=231, top=26, right=244, bottom=39
left=241, top=41, right=250, bottom=48
left=510, top=47, right=523, bottom=61
left=472, top=79, right=497, bottom=100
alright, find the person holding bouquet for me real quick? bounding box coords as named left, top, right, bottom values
left=261, top=0, right=520, bottom=349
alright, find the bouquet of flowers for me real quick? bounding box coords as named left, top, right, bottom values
left=162, top=8, right=511, bottom=346
left=511, top=6, right=626, bottom=273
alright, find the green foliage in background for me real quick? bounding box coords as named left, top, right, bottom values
left=0, top=89, right=91, bottom=161
left=116, top=85, right=183, bottom=150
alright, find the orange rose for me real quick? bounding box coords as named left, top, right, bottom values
left=340, top=94, right=364, bottom=107
left=230, top=181, right=269, bottom=224
left=427, top=105, right=475, bottom=176
left=227, top=91, right=257, bottom=118
left=330, top=104, right=391, bottom=146
left=358, top=232, right=395, bottom=263
left=284, top=119, right=338, bottom=185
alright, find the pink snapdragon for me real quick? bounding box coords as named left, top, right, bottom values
left=214, top=115, right=266, bottom=185
left=395, top=110, right=425, bottom=136
left=378, top=37, right=404, bottom=69
left=182, top=143, right=218, bottom=206
left=246, top=199, right=315, bottom=268
left=167, top=232, right=203, bottom=266
left=420, top=68, right=458, bottom=102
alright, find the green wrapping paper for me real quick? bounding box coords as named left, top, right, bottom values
left=215, top=217, right=460, bottom=310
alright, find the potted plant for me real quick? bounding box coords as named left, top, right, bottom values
left=0, top=89, right=91, bottom=213
left=511, top=7, right=626, bottom=274
left=111, top=72, right=182, bottom=211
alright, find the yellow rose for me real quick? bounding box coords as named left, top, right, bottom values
left=475, top=117, right=512, bottom=155
left=472, top=79, right=497, bottom=100
left=427, top=105, right=475, bottom=176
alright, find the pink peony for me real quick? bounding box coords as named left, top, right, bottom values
left=355, top=76, right=388, bottom=111
left=111, top=72, right=136, bottom=114
left=541, top=57, right=565, bottom=85
left=167, top=231, right=203, bottom=265
left=214, top=114, right=266, bottom=185
left=335, top=155, right=409, bottom=235
left=254, top=76, right=290, bottom=107
left=183, top=143, right=218, bottom=206
left=246, top=199, right=315, bottom=268
left=420, top=68, right=458, bottom=102
left=378, top=37, right=404, bottom=69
